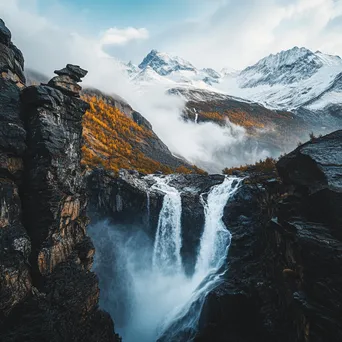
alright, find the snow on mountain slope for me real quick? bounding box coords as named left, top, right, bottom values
left=128, top=50, right=222, bottom=87
left=238, top=47, right=323, bottom=87
left=131, top=66, right=176, bottom=85
left=304, top=72, right=342, bottom=110
left=126, top=61, right=140, bottom=76
left=219, top=47, right=342, bottom=111
left=168, top=87, right=254, bottom=105
left=124, top=47, right=342, bottom=114
left=139, top=49, right=196, bottom=76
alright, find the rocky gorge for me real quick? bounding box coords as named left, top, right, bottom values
left=1, top=18, right=342, bottom=342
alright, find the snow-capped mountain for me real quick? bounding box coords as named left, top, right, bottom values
left=138, top=49, right=196, bottom=76
left=239, top=47, right=328, bottom=87
left=124, top=47, right=342, bottom=118
left=230, top=47, right=342, bottom=110
left=126, top=49, right=223, bottom=88
left=126, top=61, right=140, bottom=76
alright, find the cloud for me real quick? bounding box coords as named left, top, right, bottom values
left=126, top=85, right=270, bottom=172
left=0, top=0, right=339, bottom=172
left=3, top=0, right=342, bottom=71
left=147, top=0, right=342, bottom=69
left=0, top=0, right=268, bottom=172
left=100, top=27, right=149, bottom=46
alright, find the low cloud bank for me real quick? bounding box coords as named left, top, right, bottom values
left=1, top=0, right=271, bottom=173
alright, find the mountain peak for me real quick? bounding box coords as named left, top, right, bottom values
left=257, top=46, right=315, bottom=69
left=239, top=46, right=326, bottom=87
left=138, top=49, right=196, bottom=76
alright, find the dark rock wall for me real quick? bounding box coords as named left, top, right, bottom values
left=21, top=82, right=90, bottom=278
left=0, top=19, right=119, bottom=342
left=0, top=18, right=31, bottom=320
left=195, top=131, right=342, bottom=342
left=87, top=169, right=163, bottom=237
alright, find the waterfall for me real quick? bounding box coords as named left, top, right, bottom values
left=195, top=176, right=242, bottom=275
left=194, top=109, right=198, bottom=124
left=146, top=190, right=151, bottom=228
left=90, top=175, right=242, bottom=342
left=157, top=176, right=242, bottom=341
left=151, top=176, right=183, bottom=274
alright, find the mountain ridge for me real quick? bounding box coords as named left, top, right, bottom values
left=127, top=46, right=342, bottom=114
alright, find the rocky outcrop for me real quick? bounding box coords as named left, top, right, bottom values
left=0, top=19, right=119, bottom=342
left=88, top=169, right=162, bottom=233
left=193, top=131, right=342, bottom=342
left=47, top=65, right=87, bottom=97
left=269, top=131, right=342, bottom=341
left=0, top=19, right=25, bottom=87
left=277, top=130, right=342, bottom=234
left=21, top=70, right=90, bottom=277
left=0, top=18, right=31, bottom=320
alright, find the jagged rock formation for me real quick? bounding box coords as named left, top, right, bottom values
left=21, top=65, right=90, bottom=278
left=0, top=17, right=30, bottom=319
left=0, top=19, right=119, bottom=341
left=88, top=168, right=162, bottom=233
left=193, top=131, right=342, bottom=342
left=277, top=131, right=342, bottom=231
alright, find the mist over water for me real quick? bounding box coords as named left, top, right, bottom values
left=89, top=176, right=242, bottom=342
left=151, top=177, right=183, bottom=274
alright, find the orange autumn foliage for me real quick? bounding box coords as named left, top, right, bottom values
left=198, top=110, right=265, bottom=129
left=81, top=95, right=202, bottom=175
left=222, top=157, right=277, bottom=175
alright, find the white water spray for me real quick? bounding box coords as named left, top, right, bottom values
left=91, top=176, right=242, bottom=342
left=196, top=177, right=242, bottom=275
left=194, top=109, right=199, bottom=124
left=151, top=176, right=183, bottom=274
left=146, top=190, right=151, bottom=228
left=157, top=176, right=243, bottom=340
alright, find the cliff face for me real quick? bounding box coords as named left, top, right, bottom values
left=0, top=17, right=30, bottom=319
left=0, top=20, right=119, bottom=342
left=87, top=132, right=342, bottom=342
left=193, top=131, right=342, bottom=342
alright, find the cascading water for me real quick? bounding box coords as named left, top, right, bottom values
left=194, top=109, right=199, bottom=124
left=196, top=177, right=242, bottom=276
left=156, top=176, right=243, bottom=341
left=146, top=190, right=151, bottom=222
left=90, top=175, right=242, bottom=342
left=151, top=177, right=183, bottom=274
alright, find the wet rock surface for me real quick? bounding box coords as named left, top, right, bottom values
left=192, top=131, right=342, bottom=342
left=0, top=19, right=120, bottom=342
left=87, top=170, right=225, bottom=275
left=87, top=168, right=162, bottom=237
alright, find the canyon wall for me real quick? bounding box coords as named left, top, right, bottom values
left=0, top=19, right=120, bottom=342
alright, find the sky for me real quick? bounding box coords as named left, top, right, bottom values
left=1, top=0, right=341, bottom=171
left=1, top=0, right=342, bottom=71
